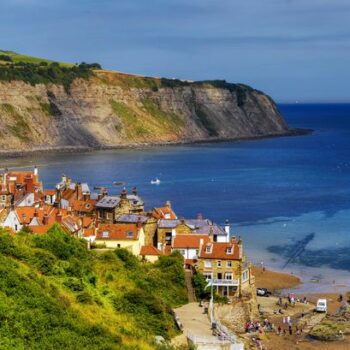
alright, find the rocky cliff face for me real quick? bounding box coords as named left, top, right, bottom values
left=0, top=70, right=289, bottom=152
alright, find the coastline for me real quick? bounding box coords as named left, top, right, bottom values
left=0, top=128, right=312, bottom=159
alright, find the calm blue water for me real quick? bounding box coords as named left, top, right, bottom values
left=2, top=104, right=350, bottom=291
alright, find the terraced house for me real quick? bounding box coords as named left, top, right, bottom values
left=197, top=238, right=254, bottom=297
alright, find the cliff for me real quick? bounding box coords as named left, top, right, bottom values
left=0, top=69, right=290, bottom=153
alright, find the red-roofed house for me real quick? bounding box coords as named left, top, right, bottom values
left=95, top=223, right=145, bottom=255
left=197, top=239, right=253, bottom=297
left=152, top=201, right=177, bottom=220
left=140, top=245, right=163, bottom=263
left=171, top=234, right=210, bottom=267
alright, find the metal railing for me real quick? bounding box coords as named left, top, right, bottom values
left=211, top=278, right=239, bottom=286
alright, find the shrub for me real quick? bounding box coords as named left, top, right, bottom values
left=76, top=291, right=93, bottom=304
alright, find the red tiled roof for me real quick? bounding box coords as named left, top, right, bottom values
left=152, top=206, right=177, bottom=220
left=29, top=225, right=53, bottom=235
left=72, top=199, right=96, bottom=213
left=172, top=234, right=210, bottom=249
left=82, top=216, right=93, bottom=228
left=140, top=245, right=163, bottom=256
left=199, top=241, right=241, bottom=260
left=44, top=189, right=56, bottom=196
left=96, top=224, right=140, bottom=240
left=185, top=259, right=197, bottom=266
left=83, top=228, right=95, bottom=237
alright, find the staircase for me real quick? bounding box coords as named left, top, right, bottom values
left=185, top=269, right=196, bottom=302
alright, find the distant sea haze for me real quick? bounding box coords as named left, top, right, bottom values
left=2, top=103, right=350, bottom=292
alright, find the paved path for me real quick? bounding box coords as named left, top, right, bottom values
left=172, top=302, right=215, bottom=345
left=185, top=269, right=196, bottom=302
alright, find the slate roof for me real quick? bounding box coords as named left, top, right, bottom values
left=96, top=196, right=120, bottom=208
left=115, top=214, right=148, bottom=223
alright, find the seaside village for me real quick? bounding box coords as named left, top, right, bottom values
left=0, top=166, right=345, bottom=350
left=0, top=166, right=254, bottom=299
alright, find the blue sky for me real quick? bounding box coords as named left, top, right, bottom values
left=1, top=0, right=349, bottom=102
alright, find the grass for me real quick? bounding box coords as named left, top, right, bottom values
left=0, top=103, right=31, bottom=141
left=0, top=225, right=188, bottom=349
left=0, top=50, right=73, bottom=67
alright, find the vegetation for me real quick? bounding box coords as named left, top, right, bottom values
left=0, top=51, right=101, bottom=92
left=0, top=225, right=188, bottom=349
left=0, top=103, right=31, bottom=141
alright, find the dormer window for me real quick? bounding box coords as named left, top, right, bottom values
left=226, top=247, right=233, bottom=254
left=205, top=244, right=212, bottom=253
left=102, top=231, right=109, bottom=238
left=127, top=231, right=133, bottom=238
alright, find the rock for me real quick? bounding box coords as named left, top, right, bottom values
left=0, top=71, right=291, bottom=153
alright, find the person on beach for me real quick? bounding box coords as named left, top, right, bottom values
left=289, top=325, right=293, bottom=335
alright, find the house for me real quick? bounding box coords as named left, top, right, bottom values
left=140, top=245, right=163, bottom=263
left=95, top=221, right=145, bottom=255
left=96, top=188, right=144, bottom=223
left=115, top=214, right=158, bottom=246
left=156, top=217, right=230, bottom=249
left=197, top=238, right=253, bottom=297
left=152, top=201, right=177, bottom=220
left=172, top=234, right=210, bottom=267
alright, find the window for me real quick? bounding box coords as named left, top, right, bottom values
left=102, top=231, right=109, bottom=238
left=242, top=270, right=249, bottom=282
left=225, top=273, right=233, bottom=280
left=204, top=260, right=212, bottom=268
left=226, top=247, right=233, bottom=254
left=205, top=245, right=212, bottom=253
left=179, top=249, right=186, bottom=256
left=217, top=260, right=222, bottom=267
left=164, top=213, right=170, bottom=219
left=195, top=249, right=199, bottom=256
left=203, top=273, right=212, bottom=280
left=226, top=261, right=232, bottom=268
left=127, top=231, right=134, bottom=238
left=1, top=195, right=6, bottom=201
left=117, top=244, right=121, bottom=248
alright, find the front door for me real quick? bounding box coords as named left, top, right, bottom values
left=217, top=273, right=222, bottom=280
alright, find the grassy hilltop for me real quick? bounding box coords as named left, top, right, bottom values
left=0, top=226, right=188, bottom=350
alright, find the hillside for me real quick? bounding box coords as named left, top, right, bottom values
left=0, top=51, right=291, bottom=153
left=0, top=225, right=188, bottom=350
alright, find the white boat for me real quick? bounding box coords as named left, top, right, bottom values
left=151, top=178, right=161, bottom=185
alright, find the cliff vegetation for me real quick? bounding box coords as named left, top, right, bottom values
left=0, top=225, right=188, bottom=350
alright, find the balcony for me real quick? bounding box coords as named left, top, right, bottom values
left=211, top=278, right=239, bottom=286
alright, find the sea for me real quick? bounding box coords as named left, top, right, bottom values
left=1, top=103, right=350, bottom=293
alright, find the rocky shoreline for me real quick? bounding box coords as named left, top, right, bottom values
left=0, top=127, right=312, bottom=159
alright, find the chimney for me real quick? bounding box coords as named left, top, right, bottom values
left=76, top=182, right=82, bottom=200
left=61, top=174, right=67, bottom=184
left=97, top=192, right=103, bottom=201
left=132, top=186, right=137, bottom=196
left=34, top=165, right=38, bottom=177
left=136, top=216, right=143, bottom=229
left=165, top=200, right=171, bottom=209
left=120, top=187, right=127, bottom=199
left=43, top=212, right=49, bottom=225
left=224, top=219, right=230, bottom=243
left=24, top=175, right=34, bottom=193
left=56, top=210, right=62, bottom=223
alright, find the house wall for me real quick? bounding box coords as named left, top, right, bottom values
left=143, top=217, right=158, bottom=246
left=174, top=248, right=199, bottom=260
left=3, top=211, right=21, bottom=232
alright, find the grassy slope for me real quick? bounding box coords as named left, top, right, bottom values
left=0, top=226, right=188, bottom=350
left=0, top=50, right=73, bottom=67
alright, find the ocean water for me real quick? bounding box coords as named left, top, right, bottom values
left=2, top=104, right=350, bottom=292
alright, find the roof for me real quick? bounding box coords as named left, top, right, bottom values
left=172, top=234, right=210, bottom=249
left=127, top=194, right=144, bottom=206
left=140, top=246, right=163, bottom=256
left=72, top=199, right=96, bottom=213
left=82, top=216, right=93, bottom=228
left=96, top=196, right=120, bottom=209
left=152, top=206, right=177, bottom=220
left=29, top=225, right=53, bottom=235
left=115, top=214, right=148, bottom=224
left=96, top=224, right=140, bottom=240
left=44, top=189, right=56, bottom=196
left=83, top=228, right=95, bottom=237
left=199, top=241, right=241, bottom=260
left=194, top=223, right=227, bottom=236
left=158, top=219, right=180, bottom=228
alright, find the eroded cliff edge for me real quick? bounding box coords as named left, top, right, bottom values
left=0, top=70, right=291, bottom=153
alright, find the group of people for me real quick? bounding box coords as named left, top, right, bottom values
left=245, top=318, right=273, bottom=333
